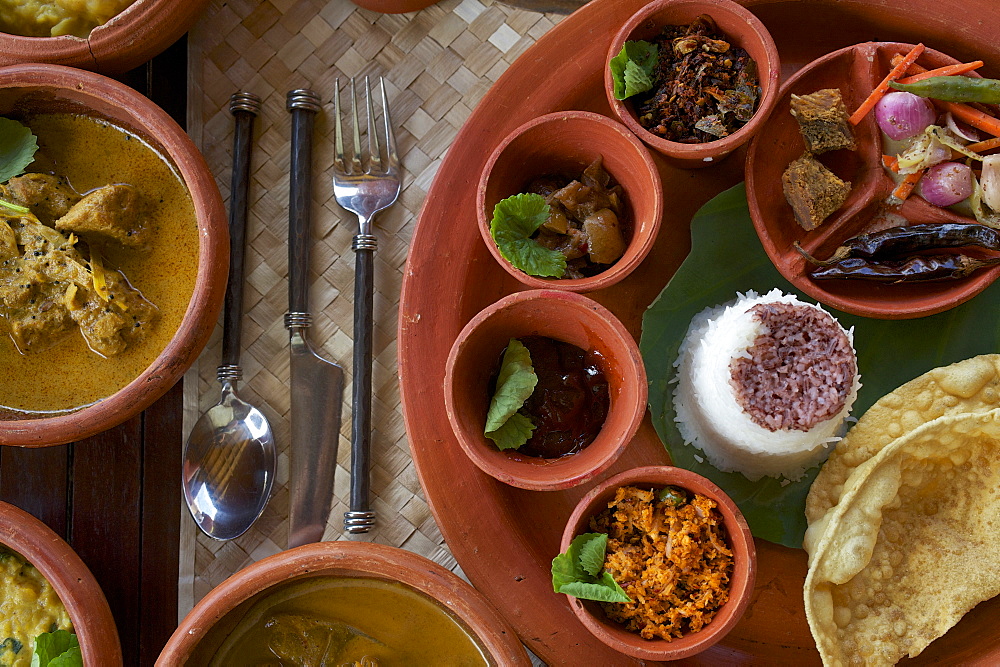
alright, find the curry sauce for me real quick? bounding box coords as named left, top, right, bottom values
left=0, top=114, right=199, bottom=416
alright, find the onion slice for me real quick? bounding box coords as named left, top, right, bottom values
left=944, top=112, right=983, bottom=143
left=981, top=155, right=1000, bottom=212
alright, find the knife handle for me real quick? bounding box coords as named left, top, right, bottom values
left=286, top=89, right=321, bottom=316
left=220, top=92, right=261, bottom=372
left=346, top=235, right=377, bottom=534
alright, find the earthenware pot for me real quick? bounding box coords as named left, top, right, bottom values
left=604, top=0, right=781, bottom=168
left=0, top=0, right=213, bottom=73
left=560, top=465, right=756, bottom=661
left=477, top=110, right=663, bottom=292
left=0, top=501, right=122, bottom=666
left=0, top=64, right=227, bottom=446
left=157, top=541, right=531, bottom=665
left=444, top=289, right=647, bottom=491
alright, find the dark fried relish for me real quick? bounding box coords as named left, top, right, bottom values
left=635, top=15, right=760, bottom=143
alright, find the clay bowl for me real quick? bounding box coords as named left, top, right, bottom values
left=477, top=110, right=662, bottom=292
left=746, top=42, right=999, bottom=319
left=0, top=0, right=212, bottom=74
left=560, top=466, right=756, bottom=661
left=0, top=64, right=227, bottom=446
left=157, top=541, right=530, bottom=665
left=0, top=501, right=121, bottom=665
left=604, top=0, right=781, bottom=168
left=444, top=289, right=647, bottom=491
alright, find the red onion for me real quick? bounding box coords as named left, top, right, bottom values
left=918, top=162, right=973, bottom=207
left=875, top=91, right=936, bottom=141
left=943, top=111, right=982, bottom=143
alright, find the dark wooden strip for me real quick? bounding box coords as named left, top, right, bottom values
left=138, top=381, right=182, bottom=666
left=70, top=419, right=143, bottom=665
left=0, top=445, right=70, bottom=537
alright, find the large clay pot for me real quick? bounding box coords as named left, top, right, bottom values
left=0, top=64, right=227, bottom=446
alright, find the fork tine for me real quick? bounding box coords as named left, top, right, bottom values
left=349, top=78, right=363, bottom=175
left=365, top=76, right=382, bottom=174
left=333, top=79, right=344, bottom=170
left=381, top=77, right=398, bottom=170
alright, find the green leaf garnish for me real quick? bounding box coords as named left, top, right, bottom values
left=484, top=339, right=537, bottom=450
left=609, top=40, right=659, bottom=100
left=489, top=193, right=566, bottom=278
left=0, top=117, right=38, bottom=184
left=32, top=630, right=81, bottom=667
left=551, top=533, right=632, bottom=603
left=657, top=486, right=687, bottom=506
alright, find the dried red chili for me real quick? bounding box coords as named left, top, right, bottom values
left=636, top=15, right=760, bottom=143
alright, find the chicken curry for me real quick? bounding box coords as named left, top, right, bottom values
left=0, top=113, right=199, bottom=416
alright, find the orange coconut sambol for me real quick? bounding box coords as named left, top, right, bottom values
left=591, top=485, right=734, bottom=640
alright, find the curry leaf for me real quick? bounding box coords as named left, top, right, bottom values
left=484, top=339, right=537, bottom=432
left=558, top=579, right=632, bottom=603
left=485, top=411, right=535, bottom=451
left=0, top=118, right=38, bottom=184
left=578, top=532, right=608, bottom=578
left=490, top=193, right=566, bottom=278
left=551, top=533, right=632, bottom=603
left=609, top=40, right=659, bottom=100
left=639, top=183, right=1000, bottom=548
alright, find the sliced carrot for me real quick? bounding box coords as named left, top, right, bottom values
left=850, top=43, right=926, bottom=125
left=942, top=101, right=1000, bottom=138
left=881, top=154, right=900, bottom=172
left=967, top=136, right=1000, bottom=153
left=895, top=60, right=984, bottom=84
left=893, top=169, right=924, bottom=201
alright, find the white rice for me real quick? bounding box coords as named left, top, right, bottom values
left=672, top=289, right=861, bottom=482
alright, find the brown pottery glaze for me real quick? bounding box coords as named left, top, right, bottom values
left=0, top=64, right=227, bottom=447
left=604, top=0, right=781, bottom=168
left=0, top=501, right=122, bottom=666
left=747, top=42, right=999, bottom=319
left=445, top=289, right=647, bottom=491
left=0, top=0, right=213, bottom=74
left=477, top=110, right=662, bottom=292
left=561, top=466, right=756, bottom=661
left=400, top=0, right=1000, bottom=664
left=157, top=541, right=530, bottom=666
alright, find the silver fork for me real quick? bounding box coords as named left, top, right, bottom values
left=332, top=76, right=401, bottom=534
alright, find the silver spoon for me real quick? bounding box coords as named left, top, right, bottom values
left=183, top=92, right=275, bottom=541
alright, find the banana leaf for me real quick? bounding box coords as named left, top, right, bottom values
left=640, top=183, right=1000, bottom=548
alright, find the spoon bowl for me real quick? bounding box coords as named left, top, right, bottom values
left=183, top=382, right=276, bottom=540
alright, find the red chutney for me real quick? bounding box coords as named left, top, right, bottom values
left=513, top=335, right=610, bottom=459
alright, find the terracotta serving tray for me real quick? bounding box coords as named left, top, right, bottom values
left=398, top=0, right=1000, bottom=663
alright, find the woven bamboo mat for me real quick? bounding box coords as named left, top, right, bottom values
left=181, top=0, right=564, bottom=616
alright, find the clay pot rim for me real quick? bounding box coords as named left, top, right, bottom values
left=444, top=289, right=648, bottom=491
left=0, top=63, right=228, bottom=446
left=476, top=110, right=663, bottom=293
left=0, top=501, right=121, bottom=665
left=604, top=0, right=782, bottom=166
left=0, top=0, right=213, bottom=73
left=158, top=541, right=530, bottom=665
left=559, top=465, right=756, bottom=661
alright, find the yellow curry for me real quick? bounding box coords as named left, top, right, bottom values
left=199, top=577, right=490, bottom=666
left=0, top=0, right=135, bottom=38
left=0, top=114, right=199, bottom=416
left=0, top=546, right=72, bottom=667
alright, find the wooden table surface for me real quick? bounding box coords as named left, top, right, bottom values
left=0, top=37, right=189, bottom=667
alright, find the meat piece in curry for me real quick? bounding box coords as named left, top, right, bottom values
left=0, top=176, right=157, bottom=357
left=528, top=157, right=627, bottom=279
left=2, top=173, right=80, bottom=225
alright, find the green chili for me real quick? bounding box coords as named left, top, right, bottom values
left=889, top=76, right=1000, bottom=104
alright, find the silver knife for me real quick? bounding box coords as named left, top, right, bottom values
left=285, top=89, right=345, bottom=548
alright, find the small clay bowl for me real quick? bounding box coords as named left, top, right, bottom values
left=0, top=64, right=227, bottom=446
left=157, top=541, right=530, bottom=665
left=477, top=110, right=662, bottom=292
left=604, top=0, right=781, bottom=168
left=444, top=289, right=647, bottom=491
left=746, top=42, right=998, bottom=319
left=560, top=465, right=756, bottom=661
left=0, top=501, right=122, bottom=665
left=0, top=0, right=213, bottom=74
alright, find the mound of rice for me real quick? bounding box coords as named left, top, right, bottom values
left=673, top=289, right=860, bottom=481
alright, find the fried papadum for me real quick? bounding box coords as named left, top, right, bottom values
left=803, top=354, right=1000, bottom=666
